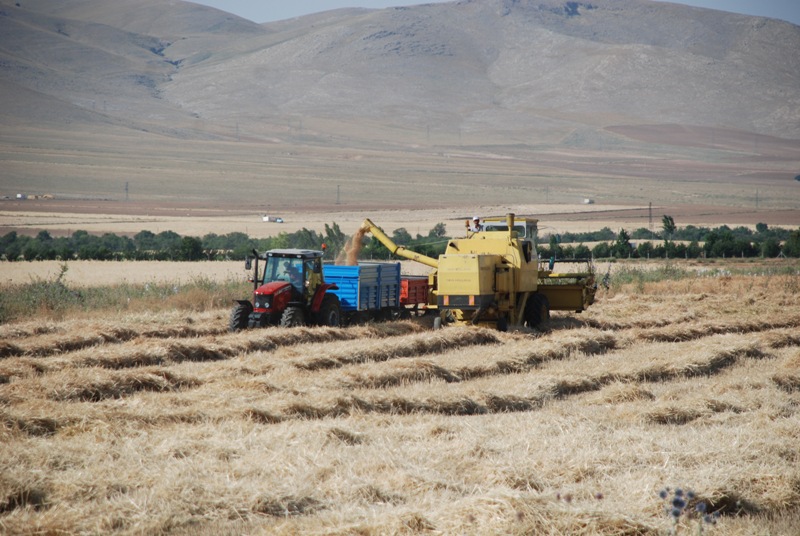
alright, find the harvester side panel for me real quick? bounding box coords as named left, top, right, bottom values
left=537, top=274, right=596, bottom=312
left=437, top=254, right=497, bottom=309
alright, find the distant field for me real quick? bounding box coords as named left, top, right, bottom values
left=1, top=268, right=798, bottom=534
left=2, top=123, right=799, bottom=243
left=0, top=260, right=437, bottom=288
left=2, top=198, right=798, bottom=243
left=0, top=260, right=246, bottom=287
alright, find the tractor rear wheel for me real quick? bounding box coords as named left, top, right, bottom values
left=317, top=294, right=341, bottom=327
left=229, top=301, right=253, bottom=332
left=280, top=306, right=305, bottom=328
left=525, top=293, right=550, bottom=328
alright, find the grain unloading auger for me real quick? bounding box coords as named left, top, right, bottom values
left=360, top=214, right=596, bottom=331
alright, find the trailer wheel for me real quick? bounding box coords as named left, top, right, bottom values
left=433, top=316, right=442, bottom=330
left=280, top=306, right=305, bottom=328
left=525, top=294, right=550, bottom=328
left=229, top=301, right=253, bottom=332
left=317, top=294, right=341, bottom=327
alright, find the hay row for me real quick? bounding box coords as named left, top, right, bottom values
left=232, top=321, right=423, bottom=354
left=5, top=318, right=423, bottom=361
left=0, top=324, right=61, bottom=341
left=579, top=312, right=698, bottom=331
left=0, top=322, right=425, bottom=380
left=47, top=369, right=200, bottom=402
left=0, top=412, right=62, bottom=437
left=292, top=328, right=501, bottom=371
left=344, top=332, right=618, bottom=389
left=772, top=352, right=800, bottom=393
left=1, top=326, right=230, bottom=359
left=0, top=480, right=48, bottom=515
left=635, top=316, right=800, bottom=343
left=248, top=341, right=765, bottom=423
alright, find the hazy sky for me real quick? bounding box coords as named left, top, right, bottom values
left=189, top=0, right=800, bottom=26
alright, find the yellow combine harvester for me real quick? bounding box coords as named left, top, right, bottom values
left=360, top=213, right=596, bottom=330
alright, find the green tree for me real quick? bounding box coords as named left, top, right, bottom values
left=592, top=242, right=611, bottom=259
left=612, top=229, right=632, bottom=258
left=391, top=227, right=413, bottom=245
left=134, top=230, right=158, bottom=252
left=761, top=237, right=781, bottom=258
left=661, top=215, right=676, bottom=238
left=687, top=241, right=703, bottom=259
left=289, top=228, right=322, bottom=250
left=783, top=229, right=800, bottom=257
left=179, top=236, right=204, bottom=261
left=637, top=241, right=655, bottom=258
left=36, top=230, right=53, bottom=242
left=428, top=223, right=447, bottom=238
left=573, top=244, right=591, bottom=259
left=323, top=223, right=347, bottom=259
left=548, top=235, right=562, bottom=258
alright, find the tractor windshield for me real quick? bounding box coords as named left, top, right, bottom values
left=263, top=257, right=304, bottom=292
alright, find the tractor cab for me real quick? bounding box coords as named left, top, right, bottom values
left=257, top=250, right=323, bottom=298
left=231, top=249, right=341, bottom=330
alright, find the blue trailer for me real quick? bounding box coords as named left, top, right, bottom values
left=324, top=262, right=403, bottom=324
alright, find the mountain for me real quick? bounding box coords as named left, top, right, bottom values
left=0, top=0, right=798, bottom=208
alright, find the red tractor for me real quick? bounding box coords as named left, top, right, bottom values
left=229, top=249, right=342, bottom=331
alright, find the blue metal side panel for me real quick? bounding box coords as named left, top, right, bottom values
left=357, top=264, right=379, bottom=311
left=324, top=263, right=401, bottom=312
left=324, top=265, right=361, bottom=312
left=375, top=262, right=400, bottom=309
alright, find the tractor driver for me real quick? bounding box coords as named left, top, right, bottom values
left=283, top=261, right=303, bottom=292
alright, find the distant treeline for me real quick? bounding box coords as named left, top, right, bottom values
left=0, top=223, right=450, bottom=262
left=540, top=220, right=800, bottom=259
left=2, top=220, right=799, bottom=262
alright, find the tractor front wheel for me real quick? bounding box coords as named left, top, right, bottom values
left=317, top=294, right=341, bottom=327
left=280, top=306, right=306, bottom=328
left=229, top=301, right=253, bottom=332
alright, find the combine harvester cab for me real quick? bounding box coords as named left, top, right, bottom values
left=360, top=213, right=596, bottom=331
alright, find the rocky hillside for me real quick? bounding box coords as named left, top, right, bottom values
left=1, top=0, right=799, bottom=149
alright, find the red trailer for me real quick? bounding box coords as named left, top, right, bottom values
left=400, top=276, right=430, bottom=312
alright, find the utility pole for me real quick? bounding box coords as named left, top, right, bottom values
left=336, top=185, right=341, bottom=205
left=125, top=181, right=129, bottom=202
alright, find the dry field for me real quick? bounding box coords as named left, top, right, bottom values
left=3, top=199, right=800, bottom=241
left=0, top=260, right=247, bottom=288
left=1, top=268, right=799, bottom=535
